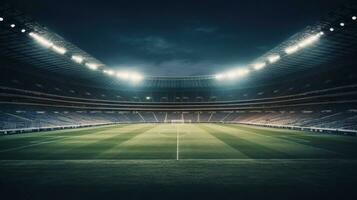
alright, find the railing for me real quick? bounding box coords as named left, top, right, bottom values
left=0, top=122, right=120, bottom=135
left=2, top=120, right=356, bottom=136
left=232, top=122, right=357, bottom=136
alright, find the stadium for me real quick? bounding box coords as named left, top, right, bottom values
left=0, top=0, right=357, bottom=199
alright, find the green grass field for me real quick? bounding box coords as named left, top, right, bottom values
left=1, top=123, right=357, bottom=199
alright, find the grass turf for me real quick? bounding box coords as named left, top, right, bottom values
left=1, top=123, right=357, bottom=199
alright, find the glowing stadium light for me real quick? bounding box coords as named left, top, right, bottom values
left=52, top=45, right=67, bottom=55
left=10, top=24, right=15, bottom=28
left=215, top=73, right=226, bottom=80
left=30, top=32, right=67, bottom=55
left=0, top=17, right=3, bottom=21
left=29, top=32, right=53, bottom=48
left=353, top=16, right=357, bottom=21
left=253, top=62, right=266, bottom=70
left=216, top=67, right=250, bottom=81
left=113, top=71, right=143, bottom=82
left=235, top=68, right=250, bottom=76
left=285, top=45, right=299, bottom=55
left=268, top=55, right=280, bottom=63
left=130, top=72, right=144, bottom=82
left=21, top=29, right=26, bottom=33
left=103, top=69, right=115, bottom=76
left=285, top=33, right=321, bottom=55
left=71, top=55, right=83, bottom=63
left=116, top=71, right=130, bottom=79
left=329, top=28, right=334, bottom=32
left=85, top=63, right=99, bottom=70
left=226, top=71, right=237, bottom=79
left=226, top=68, right=250, bottom=79
left=297, top=34, right=320, bottom=48
left=340, top=22, right=345, bottom=27
left=319, top=31, right=324, bottom=36
left=146, top=96, right=151, bottom=100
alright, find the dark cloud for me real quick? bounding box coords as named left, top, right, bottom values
left=120, top=36, right=172, bottom=54
left=119, top=36, right=193, bottom=56
left=194, top=27, right=218, bottom=34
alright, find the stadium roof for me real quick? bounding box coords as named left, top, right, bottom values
left=0, top=3, right=357, bottom=89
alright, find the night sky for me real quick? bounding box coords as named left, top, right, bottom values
left=4, top=0, right=348, bottom=76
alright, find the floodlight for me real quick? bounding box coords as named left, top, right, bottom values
left=235, top=68, right=250, bottom=76
left=71, top=55, right=83, bottom=63
left=21, top=29, right=26, bottom=33
left=116, top=71, right=130, bottom=79
left=226, top=71, right=237, bottom=79
left=298, top=34, right=320, bottom=48
left=268, top=55, right=280, bottom=63
left=146, top=96, right=151, bottom=100
left=353, top=16, right=357, bottom=20
left=103, top=69, right=115, bottom=76
left=226, top=68, right=250, bottom=79
left=340, top=22, right=345, bottom=27
left=0, top=17, right=3, bottom=21
left=130, top=73, right=143, bottom=82
left=29, top=32, right=53, bottom=48
left=285, top=45, right=299, bottom=55
left=10, top=24, right=15, bottom=28
left=86, top=63, right=99, bottom=70
left=319, top=31, right=324, bottom=36
left=329, top=28, right=334, bottom=32
left=52, top=45, right=67, bottom=55
left=215, top=73, right=226, bottom=80
left=253, top=62, right=266, bottom=70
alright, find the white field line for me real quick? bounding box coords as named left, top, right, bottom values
left=0, top=137, right=66, bottom=153
left=0, top=125, right=142, bottom=153
left=1, top=158, right=355, bottom=162
left=176, top=124, right=179, bottom=160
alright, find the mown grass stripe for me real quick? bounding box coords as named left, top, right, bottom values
left=108, top=124, right=177, bottom=160
left=225, top=124, right=357, bottom=158
left=32, top=125, right=153, bottom=159
left=184, top=124, right=249, bottom=159
left=200, top=124, right=290, bottom=159
left=217, top=124, right=341, bottom=158
left=0, top=125, right=128, bottom=153
left=93, top=125, right=157, bottom=159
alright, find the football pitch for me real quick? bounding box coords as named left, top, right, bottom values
left=1, top=123, right=357, bottom=199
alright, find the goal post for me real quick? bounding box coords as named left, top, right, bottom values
left=170, top=120, right=191, bottom=124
